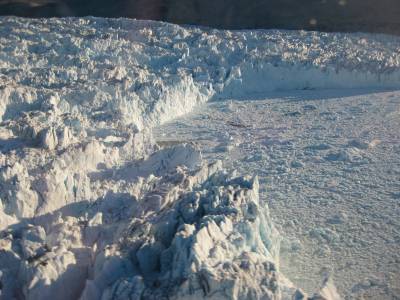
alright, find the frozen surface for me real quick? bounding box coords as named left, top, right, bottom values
left=154, top=89, right=400, bottom=299
left=1, top=17, right=400, bottom=130
left=0, top=16, right=399, bottom=299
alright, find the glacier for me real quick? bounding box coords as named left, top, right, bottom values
left=0, top=16, right=399, bottom=299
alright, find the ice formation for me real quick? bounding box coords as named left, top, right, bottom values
left=0, top=16, right=399, bottom=299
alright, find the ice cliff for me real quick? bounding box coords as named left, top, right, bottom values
left=1, top=16, right=399, bottom=299
left=1, top=17, right=400, bottom=130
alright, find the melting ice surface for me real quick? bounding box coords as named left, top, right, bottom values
left=0, top=16, right=399, bottom=299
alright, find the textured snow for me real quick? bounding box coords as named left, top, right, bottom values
left=0, top=16, right=399, bottom=299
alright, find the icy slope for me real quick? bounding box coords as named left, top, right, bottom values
left=0, top=16, right=399, bottom=300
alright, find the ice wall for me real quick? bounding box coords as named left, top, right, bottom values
left=0, top=17, right=399, bottom=130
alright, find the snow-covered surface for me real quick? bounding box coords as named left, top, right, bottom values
left=0, top=16, right=399, bottom=299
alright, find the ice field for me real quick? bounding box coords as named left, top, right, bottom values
left=0, top=17, right=399, bottom=299
left=155, top=89, right=400, bottom=299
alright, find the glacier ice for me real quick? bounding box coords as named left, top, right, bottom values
left=0, top=16, right=400, bottom=299
left=1, top=17, right=400, bottom=130
left=1, top=160, right=300, bottom=300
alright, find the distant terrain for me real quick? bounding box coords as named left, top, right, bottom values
left=0, top=0, right=400, bottom=34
